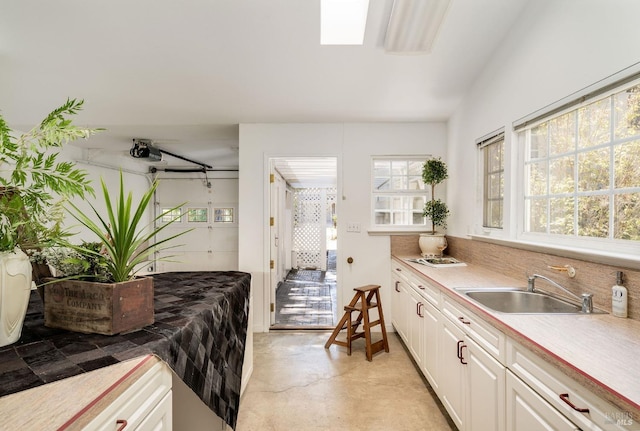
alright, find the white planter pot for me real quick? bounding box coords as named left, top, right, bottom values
left=0, top=248, right=33, bottom=347
left=418, top=233, right=448, bottom=258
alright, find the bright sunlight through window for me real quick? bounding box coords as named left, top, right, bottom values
left=320, top=0, right=369, bottom=45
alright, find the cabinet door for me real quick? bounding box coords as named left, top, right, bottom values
left=86, top=361, right=173, bottom=431
left=391, top=275, right=408, bottom=342
left=466, top=337, right=505, bottom=431
left=506, top=370, right=579, bottom=431
left=135, top=391, right=173, bottom=431
left=407, top=288, right=423, bottom=367
left=439, top=316, right=466, bottom=431
left=420, top=299, right=440, bottom=392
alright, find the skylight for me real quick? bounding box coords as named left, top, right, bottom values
left=320, top=0, right=369, bottom=45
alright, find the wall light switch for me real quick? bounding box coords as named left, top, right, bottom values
left=347, top=222, right=361, bottom=232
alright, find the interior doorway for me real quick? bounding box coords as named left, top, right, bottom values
left=269, top=157, right=338, bottom=329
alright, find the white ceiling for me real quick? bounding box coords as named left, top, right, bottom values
left=272, top=157, right=337, bottom=188
left=0, top=0, right=529, bottom=171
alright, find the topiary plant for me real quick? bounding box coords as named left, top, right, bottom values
left=422, top=157, right=450, bottom=233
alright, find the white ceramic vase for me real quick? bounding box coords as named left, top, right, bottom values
left=0, top=248, right=33, bottom=347
left=418, top=233, right=447, bottom=258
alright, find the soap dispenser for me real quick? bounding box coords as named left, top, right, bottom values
left=612, top=271, right=627, bottom=318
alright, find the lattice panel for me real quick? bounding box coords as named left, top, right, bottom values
left=293, top=189, right=323, bottom=268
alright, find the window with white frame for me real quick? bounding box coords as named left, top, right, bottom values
left=372, top=157, right=428, bottom=227
left=517, top=79, right=640, bottom=245
left=214, top=207, right=234, bottom=223
left=187, top=207, right=208, bottom=223
left=161, top=207, right=182, bottom=223
left=479, top=131, right=505, bottom=229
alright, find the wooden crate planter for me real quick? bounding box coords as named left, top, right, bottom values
left=44, top=277, right=154, bottom=335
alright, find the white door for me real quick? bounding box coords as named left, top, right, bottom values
left=269, top=169, right=285, bottom=325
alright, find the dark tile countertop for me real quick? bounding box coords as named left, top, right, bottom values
left=0, top=271, right=251, bottom=430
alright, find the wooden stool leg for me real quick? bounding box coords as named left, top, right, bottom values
left=325, top=290, right=362, bottom=352
left=375, top=289, right=390, bottom=353
left=362, top=295, right=373, bottom=361
left=345, top=308, right=353, bottom=355
left=325, top=309, right=351, bottom=349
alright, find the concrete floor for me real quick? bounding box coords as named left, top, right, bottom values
left=235, top=331, right=456, bottom=431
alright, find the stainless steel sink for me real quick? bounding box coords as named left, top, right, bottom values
left=454, top=287, right=604, bottom=314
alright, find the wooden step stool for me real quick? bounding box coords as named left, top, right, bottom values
left=324, top=284, right=389, bottom=361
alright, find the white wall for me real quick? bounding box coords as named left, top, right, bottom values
left=447, top=0, right=640, bottom=237
left=59, top=145, right=153, bottom=246
left=239, top=123, right=447, bottom=332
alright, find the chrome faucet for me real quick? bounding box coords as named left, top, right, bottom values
left=527, top=274, right=594, bottom=313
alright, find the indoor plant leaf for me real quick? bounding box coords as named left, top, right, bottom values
left=65, top=171, right=190, bottom=282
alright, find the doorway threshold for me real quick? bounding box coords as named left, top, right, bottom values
left=270, top=325, right=335, bottom=331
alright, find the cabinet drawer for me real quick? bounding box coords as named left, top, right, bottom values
left=507, top=340, right=638, bottom=431
left=391, top=259, right=440, bottom=307
left=85, top=360, right=173, bottom=431
left=442, top=296, right=505, bottom=364
left=392, top=263, right=411, bottom=284
left=407, top=273, right=440, bottom=308
left=506, top=370, right=580, bottom=430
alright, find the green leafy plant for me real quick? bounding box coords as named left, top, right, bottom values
left=30, top=243, right=111, bottom=281
left=65, top=172, right=187, bottom=283
left=0, top=99, right=99, bottom=252
left=422, top=157, right=450, bottom=233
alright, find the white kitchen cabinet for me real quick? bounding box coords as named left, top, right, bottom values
left=466, top=336, right=506, bottom=431
left=506, top=369, right=580, bottom=431
left=407, top=287, right=424, bottom=368
left=438, top=312, right=505, bottom=431
left=391, top=272, right=409, bottom=343
left=392, top=262, right=441, bottom=391
left=439, top=295, right=506, bottom=431
left=391, top=258, right=639, bottom=431
left=391, top=259, right=506, bottom=431
left=508, top=339, right=640, bottom=431
left=439, top=314, right=468, bottom=430
left=86, top=358, right=173, bottom=431
left=136, top=391, right=173, bottom=431
left=419, top=298, right=440, bottom=392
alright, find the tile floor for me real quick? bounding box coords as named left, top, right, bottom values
left=274, top=269, right=337, bottom=328
left=235, top=331, right=456, bottom=431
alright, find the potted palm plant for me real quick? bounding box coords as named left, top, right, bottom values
left=43, top=172, right=186, bottom=335
left=419, top=157, right=450, bottom=257
left=0, top=99, right=98, bottom=346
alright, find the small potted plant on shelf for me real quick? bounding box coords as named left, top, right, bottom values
left=42, top=171, right=187, bottom=335
left=0, top=99, right=98, bottom=347
left=419, top=157, right=450, bottom=258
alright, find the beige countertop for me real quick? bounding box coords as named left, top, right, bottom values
left=0, top=354, right=157, bottom=430
left=393, top=254, right=640, bottom=419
